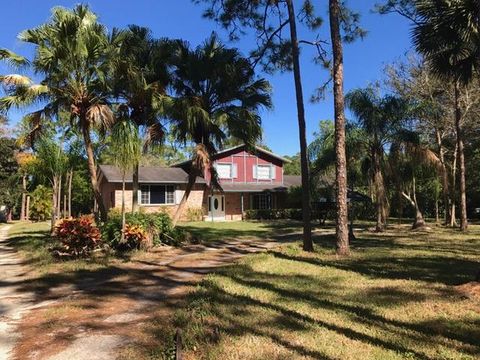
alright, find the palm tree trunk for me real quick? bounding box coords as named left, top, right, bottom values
left=81, top=125, right=107, bottom=221
left=435, top=130, right=450, bottom=225
left=454, top=81, right=468, bottom=231
left=373, top=149, right=386, bottom=232
left=26, top=195, right=30, bottom=221
left=68, top=170, right=73, bottom=218
left=132, top=163, right=139, bottom=213
left=450, top=141, right=458, bottom=227
left=286, top=0, right=313, bottom=252
left=57, top=174, right=62, bottom=220
left=411, top=176, right=426, bottom=229
left=121, top=172, right=126, bottom=243
left=329, top=0, right=349, bottom=255
left=172, top=171, right=197, bottom=226
left=20, top=175, right=27, bottom=221
left=51, top=177, right=58, bottom=233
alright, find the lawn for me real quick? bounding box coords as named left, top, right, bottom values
left=159, top=225, right=480, bottom=360
left=178, top=219, right=307, bottom=243
left=5, top=220, right=480, bottom=359
left=6, top=221, right=110, bottom=274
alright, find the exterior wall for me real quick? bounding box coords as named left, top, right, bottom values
left=213, top=148, right=284, bottom=185
left=223, top=192, right=251, bottom=221
left=101, top=182, right=207, bottom=221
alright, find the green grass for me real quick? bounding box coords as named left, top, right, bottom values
left=162, top=225, right=480, bottom=360
left=7, top=221, right=109, bottom=275
left=179, top=220, right=310, bottom=243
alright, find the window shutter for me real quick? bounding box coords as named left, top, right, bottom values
left=232, top=164, right=238, bottom=178
left=253, top=165, right=257, bottom=179
left=270, top=165, right=276, bottom=179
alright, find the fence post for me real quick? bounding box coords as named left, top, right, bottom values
left=175, top=328, right=183, bottom=360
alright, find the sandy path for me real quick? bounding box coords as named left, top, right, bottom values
left=5, top=228, right=303, bottom=360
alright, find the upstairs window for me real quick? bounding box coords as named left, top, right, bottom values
left=140, top=185, right=175, bottom=205
left=215, top=163, right=238, bottom=179
left=253, top=164, right=276, bottom=180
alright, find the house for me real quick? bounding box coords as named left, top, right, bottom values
left=98, top=145, right=301, bottom=221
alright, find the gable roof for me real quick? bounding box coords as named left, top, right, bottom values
left=98, top=165, right=205, bottom=184
left=172, top=144, right=291, bottom=167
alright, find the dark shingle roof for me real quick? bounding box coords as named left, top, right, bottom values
left=283, top=175, right=302, bottom=187
left=99, top=165, right=205, bottom=184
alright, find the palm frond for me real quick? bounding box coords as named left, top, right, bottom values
left=0, top=74, right=32, bottom=86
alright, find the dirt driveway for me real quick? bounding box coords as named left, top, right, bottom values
left=1, top=229, right=297, bottom=360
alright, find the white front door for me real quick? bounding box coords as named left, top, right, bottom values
left=208, top=195, right=225, bottom=220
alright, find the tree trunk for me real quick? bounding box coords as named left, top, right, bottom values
left=450, top=141, right=458, bottom=227
left=57, top=174, right=62, bottom=220
left=435, top=130, right=450, bottom=225
left=26, top=195, right=30, bottom=221
left=63, top=194, right=67, bottom=219
left=454, top=81, right=468, bottom=231
left=286, top=0, right=312, bottom=252
left=132, top=163, right=139, bottom=213
left=121, top=172, right=126, bottom=243
left=68, top=170, right=73, bottom=218
left=172, top=170, right=197, bottom=226
left=435, top=198, right=439, bottom=225
left=51, top=177, right=58, bottom=234
left=6, top=208, right=12, bottom=222
left=329, top=0, right=349, bottom=256
left=373, top=149, right=386, bottom=232
left=411, top=177, right=426, bottom=229
left=81, top=124, right=107, bottom=221
left=20, top=175, right=27, bottom=221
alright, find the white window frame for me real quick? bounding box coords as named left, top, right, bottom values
left=140, top=185, right=175, bottom=205
left=216, top=163, right=233, bottom=179
left=256, top=164, right=272, bottom=180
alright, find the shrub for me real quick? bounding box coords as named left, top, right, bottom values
left=30, top=185, right=53, bottom=221
left=120, top=224, right=148, bottom=251
left=244, top=208, right=322, bottom=221
left=55, top=215, right=101, bottom=257
left=186, top=207, right=204, bottom=222
left=102, top=210, right=184, bottom=250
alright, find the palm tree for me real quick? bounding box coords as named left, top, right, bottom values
left=113, top=26, right=173, bottom=212
left=0, top=5, right=122, bottom=221
left=168, top=34, right=272, bottom=225
left=109, top=112, right=141, bottom=242
left=412, top=0, right=480, bottom=231
left=34, top=135, right=67, bottom=233
left=346, top=88, right=410, bottom=231
left=390, top=131, right=443, bottom=229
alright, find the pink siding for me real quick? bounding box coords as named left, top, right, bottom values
left=211, top=147, right=284, bottom=185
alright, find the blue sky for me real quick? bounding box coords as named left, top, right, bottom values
left=0, top=0, right=413, bottom=156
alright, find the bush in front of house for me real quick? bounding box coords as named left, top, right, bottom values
left=54, top=215, right=102, bottom=257
left=244, top=208, right=335, bottom=221
left=244, top=209, right=304, bottom=220
left=186, top=207, right=204, bottom=222
left=101, top=210, right=185, bottom=251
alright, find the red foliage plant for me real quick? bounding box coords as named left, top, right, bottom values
left=55, top=215, right=102, bottom=257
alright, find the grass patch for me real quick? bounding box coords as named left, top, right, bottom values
left=159, top=225, right=480, bottom=360
left=7, top=221, right=110, bottom=275
left=179, top=220, right=310, bottom=243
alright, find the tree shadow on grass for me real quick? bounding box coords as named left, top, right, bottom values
left=170, top=264, right=479, bottom=360
left=305, top=233, right=480, bottom=285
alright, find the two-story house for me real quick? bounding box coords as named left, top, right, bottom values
left=98, top=144, right=301, bottom=221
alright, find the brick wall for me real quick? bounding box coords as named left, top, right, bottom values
left=105, top=183, right=206, bottom=221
